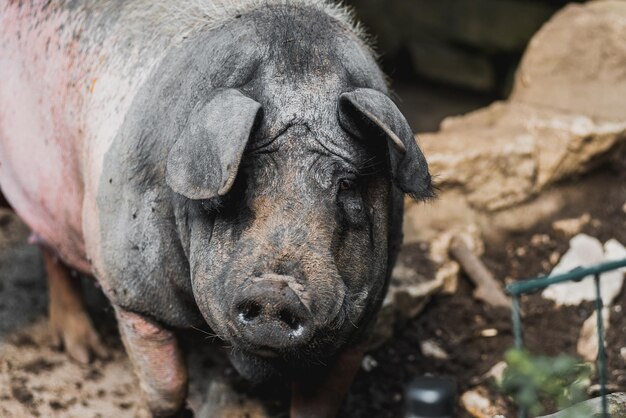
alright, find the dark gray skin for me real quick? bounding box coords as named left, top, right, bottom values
left=97, top=4, right=432, bottom=415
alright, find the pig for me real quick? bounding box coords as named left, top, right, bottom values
left=0, top=0, right=432, bottom=416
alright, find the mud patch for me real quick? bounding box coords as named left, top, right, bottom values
left=21, top=358, right=61, bottom=375
left=10, top=379, right=34, bottom=406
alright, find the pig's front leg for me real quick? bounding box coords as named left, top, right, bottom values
left=115, top=307, right=189, bottom=417
left=290, top=345, right=365, bottom=418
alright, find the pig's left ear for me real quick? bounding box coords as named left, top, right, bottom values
left=338, top=88, right=433, bottom=199
left=166, top=88, right=262, bottom=200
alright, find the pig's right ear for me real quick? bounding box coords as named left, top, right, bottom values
left=166, top=89, right=262, bottom=200
left=338, top=88, right=433, bottom=200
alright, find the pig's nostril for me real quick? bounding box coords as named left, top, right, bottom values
left=238, top=301, right=261, bottom=323
left=278, top=308, right=300, bottom=330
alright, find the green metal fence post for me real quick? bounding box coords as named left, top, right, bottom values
left=511, top=295, right=528, bottom=418
left=511, top=295, right=523, bottom=350
left=594, top=274, right=609, bottom=418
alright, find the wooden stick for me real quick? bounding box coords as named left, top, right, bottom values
left=449, top=235, right=512, bottom=309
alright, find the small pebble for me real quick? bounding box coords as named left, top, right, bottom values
left=461, top=389, right=496, bottom=418
left=361, top=355, right=378, bottom=372
left=480, top=328, right=498, bottom=337
left=485, top=361, right=507, bottom=384
left=549, top=251, right=561, bottom=265
left=420, top=340, right=449, bottom=360
left=552, top=213, right=590, bottom=236
left=531, top=234, right=551, bottom=246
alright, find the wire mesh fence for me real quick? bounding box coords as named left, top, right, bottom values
left=506, top=258, right=626, bottom=418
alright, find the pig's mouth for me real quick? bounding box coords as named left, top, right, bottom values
left=229, top=346, right=289, bottom=383
left=227, top=332, right=343, bottom=383
left=249, top=348, right=280, bottom=358
left=226, top=319, right=342, bottom=361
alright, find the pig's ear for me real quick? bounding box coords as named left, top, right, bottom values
left=338, top=88, right=433, bottom=200
left=166, top=89, right=262, bottom=200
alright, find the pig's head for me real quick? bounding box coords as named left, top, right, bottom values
left=165, top=87, right=431, bottom=381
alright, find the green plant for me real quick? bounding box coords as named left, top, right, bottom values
left=500, top=349, right=592, bottom=417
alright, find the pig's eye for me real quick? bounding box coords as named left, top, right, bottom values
left=338, top=179, right=356, bottom=192
left=336, top=178, right=364, bottom=224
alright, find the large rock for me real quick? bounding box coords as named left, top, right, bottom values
left=419, top=102, right=626, bottom=211
left=512, top=1, right=626, bottom=122
left=407, top=0, right=626, bottom=239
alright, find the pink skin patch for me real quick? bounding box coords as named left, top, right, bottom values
left=0, top=2, right=92, bottom=271
left=1, top=1, right=168, bottom=277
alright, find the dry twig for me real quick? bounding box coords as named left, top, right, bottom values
left=449, top=235, right=511, bottom=309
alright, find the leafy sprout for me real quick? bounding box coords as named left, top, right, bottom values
left=500, top=349, right=592, bottom=417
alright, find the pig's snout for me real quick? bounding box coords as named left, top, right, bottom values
left=233, top=275, right=313, bottom=351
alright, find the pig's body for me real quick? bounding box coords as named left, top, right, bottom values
left=0, top=1, right=276, bottom=271
left=0, top=1, right=195, bottom=274
left=1, top=1, right=431, bottom=416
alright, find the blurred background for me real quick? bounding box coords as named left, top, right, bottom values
left=346, top=0, right=584, bottom=131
